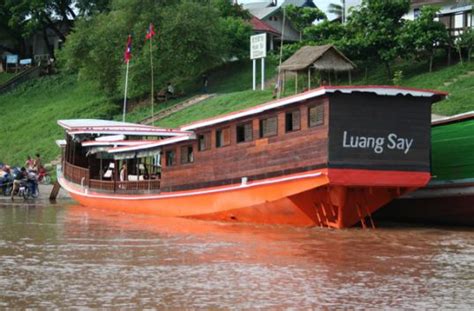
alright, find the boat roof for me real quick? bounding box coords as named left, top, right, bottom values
left=81, top=140, right=161, bottom=147
left=58, top=119, right=191, bottom=137
left=108, top=135, right=195, bottom=154
left=180, top=85, right=448, bottom=131
left=432, top=111, right=474, bottom=126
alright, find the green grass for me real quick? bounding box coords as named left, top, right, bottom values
left=0, top=72, right=16, bottom=84
left=0, top=74, right=118, bottom=167
left=157, top=89, right=274, bottom=128
left=432, top=119, right=474, bottom=180
left=122, top=95, right=196, bottom=124
left=398, top=62, right=474, bottom=115
left=127, top=58, right=280, bottom=127
left=155, top=59, right=474, bottom=128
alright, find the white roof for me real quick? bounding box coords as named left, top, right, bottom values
left=180, top=85, right=447, bottom=131
left=108, top=135, right=196, bottom=154
left=55, top=139, right=66, bottom=147
left=95, top=134, right=126, bottom=141
left=58, top=119, right=191, bottom=137
left=82, top=140, right=160, bottom=147
left=439, top=4, right=472, bottom=15
left=58, top=119, right=140, bottom=129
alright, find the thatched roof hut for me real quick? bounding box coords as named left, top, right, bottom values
left=279, top=45, right=356, bottom=72
left=274, top=45, right=356, bottom=97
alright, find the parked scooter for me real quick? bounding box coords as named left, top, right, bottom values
left=37, top=167, right=51, bottom=185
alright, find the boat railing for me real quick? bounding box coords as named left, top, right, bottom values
left=89, top=179, right=161, bottom=193
left=63, top=161, right=90, bottom=185
left=63, top=160, right=160, bottom=193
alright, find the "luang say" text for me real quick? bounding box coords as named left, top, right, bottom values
left=342, top=131, right=414, bottom=154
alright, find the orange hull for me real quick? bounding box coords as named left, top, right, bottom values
left=59, top=168, right=430, bottom=228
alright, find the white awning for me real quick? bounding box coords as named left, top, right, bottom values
left=95, top=134, right=126, bottom=142
left=58, top=119, right=192, bottom=137
left=55, top=139, right=66, bottom=147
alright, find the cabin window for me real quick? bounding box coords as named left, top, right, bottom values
left=180, top=145, right=194, bottom=164
left=236, top=122, right=253, bottom=143
left=216, top=127, right=231, bottom=148
left=308, top=104, right=324, bottom=127
left=165, top=150, right=176, bottom=167
left=259, top=116, right=278, bottom=138
left=285, top=110, right=301, bottom=132
left=198, top=132, right=211, bottom=151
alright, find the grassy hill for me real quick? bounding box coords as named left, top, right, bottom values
left=0, top=75, right=117, bottom=166
left=0, top=58, right=473, bottom=167
left=150, top=59, right=474, bottom=128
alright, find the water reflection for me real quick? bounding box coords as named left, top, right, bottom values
left=0, top=202, right=473, bottom=308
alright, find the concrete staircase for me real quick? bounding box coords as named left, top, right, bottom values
left=0, top=66, right=41, bottom=95
left=140, top=93, right=215, bottom=125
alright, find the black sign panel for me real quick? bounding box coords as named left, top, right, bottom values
left=328, top=92, right=432, bottom=172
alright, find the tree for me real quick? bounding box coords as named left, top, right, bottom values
left=212, top=0, right=252, bottom=60
left=346, top=0, right=410, bottom=78
left=304, top=20, right=346, bottom=44
left=157, top=1, right=225, bottom=83
left=60, top=0, right=238, bottom=97
left=458, top=28, right=474, bottom=63
left=2, top=0, right=111, bottom=57
left=0, top=0, right=28, bottom=55
left=211, top=0, right=251, bottom=19
left=75, top=0, right=111, bottom=16
left=398, top=6, right=448, bottom=72
left=285, top=4, right=326, bottom=41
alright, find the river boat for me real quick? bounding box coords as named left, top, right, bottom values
left=57, top=85, right=446, bottom=228
left=376, top=111, right=474, bottom=226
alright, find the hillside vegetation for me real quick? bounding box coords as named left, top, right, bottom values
left=0, top=58, right=473, bottom=167
left=0, top=75, right=117, bottom=166
left=152, top=59, right=474, bottom=128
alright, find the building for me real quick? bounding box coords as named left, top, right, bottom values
left=409, top=0, right=473, bottom=38
left=240, top=0, right=318, bottom=45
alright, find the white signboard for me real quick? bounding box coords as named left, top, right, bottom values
left=6, top=55, right=18, bottom=64
left=250, top=33, right=267, bottom=60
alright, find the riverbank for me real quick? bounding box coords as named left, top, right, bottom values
left=0, top=183, right=71, bottom=202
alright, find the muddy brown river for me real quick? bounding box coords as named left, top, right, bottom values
left=0, top=199, right=473, bottom=308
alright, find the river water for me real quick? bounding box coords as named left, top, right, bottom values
left=0, top=199, right=473, bottom=309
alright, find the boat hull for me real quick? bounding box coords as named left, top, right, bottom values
left=376, top=181, right=474, bottom=226
left=59, top=168, right=431, bottom=228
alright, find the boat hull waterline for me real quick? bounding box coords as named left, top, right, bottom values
left=59, top=168, right=430, bottom=228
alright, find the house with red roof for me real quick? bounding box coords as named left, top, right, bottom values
left=241, top=0, right=318, bottom=51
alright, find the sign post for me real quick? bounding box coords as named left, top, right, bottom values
left=250, top=33, right=267, bottom=91
left=6, top=55, right=18, bottom=73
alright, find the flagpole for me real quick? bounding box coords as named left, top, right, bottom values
left=150, top=34, right=154, bottom=123
left=123, top=60, right=130, bottom=122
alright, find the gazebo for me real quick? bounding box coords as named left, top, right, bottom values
left=278, top=44, right=356, bottom=94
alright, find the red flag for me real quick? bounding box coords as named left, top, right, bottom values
left=145, top=23, right=155, bottom=40
left=124, top=34, right=132, bottom=63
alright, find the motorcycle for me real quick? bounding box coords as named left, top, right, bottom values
left=37, top=167, right=51, bottom=185
left=0, top=174, right=13, bottom=196
left=18, top=173, right=39, bottom=200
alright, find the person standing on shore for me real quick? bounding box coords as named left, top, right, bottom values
left=25, top=156, right=34, bottom=170
left=202, top=74, right=208, bottom=93
left=33, top=154, right=42, bottom=171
